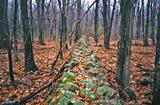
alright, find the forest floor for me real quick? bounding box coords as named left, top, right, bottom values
left=89, top=35, right=155, bottom=105
left=0, top=35, right=155, bottom=105
left=0, top=38, right=74, bottom=104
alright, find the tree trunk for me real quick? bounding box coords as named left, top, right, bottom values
left=130, top=0, right=137, bottom=39
left=103, top=0, right=109, bottom=48
left=75, top=0, right=81, bottom=43
left=30, top=0, right=34, bottom=42
left=0, top=0, right=14, bottom=82
left=141, top=0, right=145, bottom=45
left=41, top=0, right=45, bottom=41
left=152, top=2, right=160, bottom=104
left=105, top=0, right=116, bottom=49
left=37, top=0, right=45, bottom=45
left=151, top=0, right=157, bottom=45
left=136, top=0, right=141, bottom=40
left=117, top=0, right=135, bottom=100
left=94, top=0, right=99, bottom=45
left=144, top=0, right=150, bottom=46
left=0, top=0, right=6, bottom=49
left=5, top=0, right=15, bottom=82
left=13, top=0, right=19, bottom=62
left=21, top=0, right=37, bottom=72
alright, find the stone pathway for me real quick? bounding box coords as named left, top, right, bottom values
left=49, top=36, right=122, bottom=105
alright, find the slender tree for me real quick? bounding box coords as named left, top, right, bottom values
left=0, top=0, right=5, bottom=49
left=136, top=0, right=141, bottom=39
left=75, top=0, right=81, bottom=43
left=30, top=0, right=34, bottom=42
left=0, top=0, right=15, bottom=82
left=152, top=1, right=160, bottom=104
left=13, top=0, right=19, bottom=62
left=103, top=0, right=109, bottom=48
left=41, top=0, right=45, bottom=38
left=130, top=0, right=137, bottom=39
left=151, top=0, right=157, bottom=45
left=106, top=0, right=116, bottom=49
left=37, top=0, right=45, bottom=45
left=21, top=0, right=37, bottom=72
left=144, top=0, right=151, bottom=46
left=141, top=0, right=145, bottom=44
left=94, top=0, right=99, bottom=45
left=6, top=0, right=14, bottom=82
left=117, top=0, right=135, bottom=99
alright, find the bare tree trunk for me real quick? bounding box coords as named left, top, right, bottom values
left=144, top=0, right=150, bottom=46
left=151, top=0, right=157, bottom=45
left=152, top=2, right=160, bottom=104
left=5, top=0, right=15, bottom=82
left=103, top=0, right=109, bottom=48
left=75, top=0, right=81, bottom=43
left=41, top=0, right=45, bottom=41
left=105, top=0, right=116, bottom=49
left=37, top=0, right=45, bottom=45
left=30, top=0, right=34, bottom=42
left=21, top=0, right=37, bottom=72
left=141, top=0, right=145, bottom=44
left=117, top=0, right=135, bottom=100
left=130, top=0, right=137, bottom=39
left=94, top=0, right=99, bottom=45
left=0, top=0, right=15, bottom=82
left=13, top=0, right=19, bottom=62
left=136, top=0, right=141, bottom=39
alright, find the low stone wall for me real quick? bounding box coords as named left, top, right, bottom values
left=49, top=36, right=122, bottom=105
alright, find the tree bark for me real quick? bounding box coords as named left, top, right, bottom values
left=0, top=0, right=6, bottom=49
left=75, top=0, right=81, bottom=43
left=21, top=0, right=37, bottom=72
left=103, top=0, right=109, bottom=48
left=141, top=0, right=145, bottom=45
left=151, top=0, right=157, bottom=45
left=144, top=0, right=150, bottom=46
left=136, top=0, right=141, bottom=39
left=152, top=2, right=160, bottom=104
left=13, top=0, right=19, bottom=62
left=105, top=0, right=116, bottom=49
left=94, top=0, right=99, bottom=45
left=117, top=0, right=134, bottom=100
left=37, top=0, right=45, bottom=45
left=30, top=0, right=34, bottom=42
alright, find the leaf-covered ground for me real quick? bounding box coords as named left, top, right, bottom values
left=0, top=39, right=73, bottom=104
left=0, top=35, right=155, bottom=105
left=89, top=35, right=155, bottom=105
left=49, top=35, right=122, bottom=105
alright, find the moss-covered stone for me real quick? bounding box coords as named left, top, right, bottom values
left=82, top=79, right=95, bottom=90
left=62, top=72, right=76, bottom=84
left=81, top=89, right=96, bottom=100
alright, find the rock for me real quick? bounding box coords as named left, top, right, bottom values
left=62, top=72, right=76, bottom=84
left=63, top=82, right=80, bottom=92
left=81, top=89, right=96, bottom=100
left=82, top=79, right=95, bottom=90
left=104, top=99, right=122, bottom=105
left=85, top=61, right=95, bottom=70
left=96, top=86, right=116, bottom=98
left=2, top=99, right=19, bottom=105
